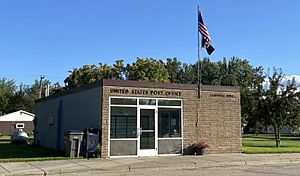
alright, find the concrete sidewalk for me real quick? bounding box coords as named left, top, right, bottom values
left=1, top=153, right=300, bottom=176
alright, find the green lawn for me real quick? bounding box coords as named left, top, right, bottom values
left=0, top=136, right=70, bottom=162
left=1, top=134, right=300, bottom=162
left=242, top=134, right=300, bottom=154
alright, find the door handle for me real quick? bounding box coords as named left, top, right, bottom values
left=137, top=127, right=143, bottom=137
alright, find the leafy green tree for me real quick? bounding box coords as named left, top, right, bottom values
left=179, top=63, right=197, bottom=84
left=126, top=58, right=170, bottom=83
left=202, top=57, right=264, bottom=127
left=214, top=57, right=263, bottom=88
left=201, top=58, right=220, bottom=85
left=1, top=78, right=58, bottom=113
left=25, top=80, right=41, bottom=113
left=190, top=57, right=264, bottom=127
left=112, top=60, right=126, bottom=80
left=258, top=69, right=300, bottom=147
left=0, top=78, right=15, bottom=114
left=217, top=58, right=229, bottom=85
left=8, top=80, right=41, bottom=113
left=59, top=57, right=267, bottom=132
left=7, top=84, right=29, bottom=112
left=50, top=82, right=63, bottom=95
left=64, top=60, right=125, bottom=88
left=165, top=58, right=182, bottom=83
left=226, top=58, right=264, bottom=126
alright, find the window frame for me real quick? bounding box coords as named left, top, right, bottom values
left=110, top=106, right=137, bottom=139
left=15, top=123, right=25, bottom=129
left=108, top=96, right=183, bottom=158
left=158, top=107, right=182, bottom=138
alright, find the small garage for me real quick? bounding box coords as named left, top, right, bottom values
left=0, top=110, right=34, bottom=136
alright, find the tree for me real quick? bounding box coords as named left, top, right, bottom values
left=165, top=58, right=182, bottom=83
left=201, top=58, right=220, bottom=85
left=7, top=84, right=30, bottom=112
left=112, top=60, right=126, bottom=80
left=178, top=63, right=197, bottom=84
left=64, top=60, right=125, bottom=88
left=197, top=57, right=265, bottom=126
left=258, top=69, right=300, bottom=147
left=217, top=58, right=229, bottom=86
left=0, top=78, right=59, bottom=114
left=226, top=58, right=264, bottom=126
left=61, top=57, right=265, bottom=130
left=24, top=80, right=41, bottom=113
left=8, top=80, right=43, bottom=113
left=0, top=78, right=15, bottom=114
left=50, top=82, right=64, bottom=95
left=126, top=58, right=170, bottom=83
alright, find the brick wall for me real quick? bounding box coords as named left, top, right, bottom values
left=101, top=87, right=110, bottom=158
left=0, top=121, right=34, bottom=136
left=101, top=85, right=241, bottom=158
left=182, top=90, right=241, bottom=154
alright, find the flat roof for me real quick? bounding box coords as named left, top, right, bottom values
left=36, top=79, right=240, bottom=103
left=103, top=79, right=239, bottom=92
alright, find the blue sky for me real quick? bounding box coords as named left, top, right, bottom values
left=1, top=0, right=300, bottom=86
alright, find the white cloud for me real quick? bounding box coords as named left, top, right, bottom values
left=283, top=75, right=300, bottom=86
left=262, top=75, right=300, bottom=92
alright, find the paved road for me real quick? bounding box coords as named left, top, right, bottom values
left=48, top=163, right=300, bottom=176
left=44, top=163, right=300, bottom=176
left=1, top=153, right=300, bottom=176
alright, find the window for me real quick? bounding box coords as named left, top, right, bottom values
left=16, top=123, right=25, bottom=129
left=139, top=99, right=156, bottom=105
left=109, top=97, right=182, bottom=156
left=111, top=98, right=137, bottom=105
left=158, top=108, right=181, bottom=138
left=110, top=107, right=137, bottom=138
left=158, top=100, right=181, bottom=106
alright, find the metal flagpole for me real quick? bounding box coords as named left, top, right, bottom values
left=197, top=5, right=201, bottom=99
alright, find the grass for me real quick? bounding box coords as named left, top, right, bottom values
left=1, top=133, right=299, bottom=162
left=0, top=136, right=71, bottom=162
left=242, top=134, right=300, bottom=154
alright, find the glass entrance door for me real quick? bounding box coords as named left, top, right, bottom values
left=138, top=108, right=157, bottom=156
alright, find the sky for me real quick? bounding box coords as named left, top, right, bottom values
left=1, top=0, right=300, bottom=86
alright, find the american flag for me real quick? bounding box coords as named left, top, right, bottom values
left=198, top=10, right=215, bottom=55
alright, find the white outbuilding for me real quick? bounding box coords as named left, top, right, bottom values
left=0, top=110, right=34, bottom=135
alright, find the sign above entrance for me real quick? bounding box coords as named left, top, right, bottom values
left=110, top=88, right=181, bottom=97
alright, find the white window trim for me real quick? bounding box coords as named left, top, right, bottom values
left=110, top=138, right=138, bottom=141
left=15, top=123, right=25, bottom=129
left=108, top=96, right=183, bottom=158
left=158, top=137, right=183, bottom=140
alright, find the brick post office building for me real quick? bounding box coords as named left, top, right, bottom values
left=35, top=79, right=241, bottom=158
